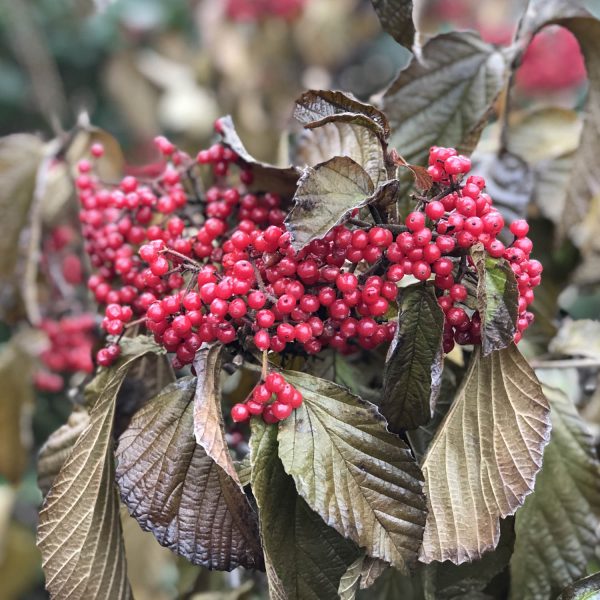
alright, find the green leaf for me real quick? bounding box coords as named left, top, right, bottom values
left=383, top=32, right=507, bottom=165
left=37, top=408, right=90, bottom=498
left=217, top=115, right=299, bottom=198
left=115, top=377, right=263, bottom=571
left=0, top=134, right=43, bottom=282
left=549, top=319, right=600, bottom=359
left=557, top=572, right=600, bottom=600
left=294, top=120, right=388, bottom=186
left=372, top=0, right=415, bottom=49
left=250, top=421, right=359, bottom=600
left=420, top=344, right=551, bottom=564
left=285, top=156, right=375, bottom=251
left=509, top=377, right=600, bottom=600
left=193, top=344, right=240, bottom=484
left=380, top=283, right=444, bottom=432
left=518, top=2, right=600, bottom=236
left=37, top=336, right=161, bottom=600
left=294, top=90, right=390, bottom=139
left=277, top=371, right=427, bottom=572
left=472, top=243, right=519, bottom=356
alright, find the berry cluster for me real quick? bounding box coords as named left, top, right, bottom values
left=76, top=126, right=540, bottom=424
left=34, top=315, right=95, bottom=392
left=231, top=372, right=303, bottom=424
left=225, top=0, right=306, bottom=22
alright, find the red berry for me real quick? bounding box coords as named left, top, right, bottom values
left=231, top=404, right=250, bottom=422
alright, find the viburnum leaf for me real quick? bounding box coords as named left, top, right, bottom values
left=294, top=120, right=388, bottom=186
left=37, top=336, right=162, bottom=600
left=0, top=134, right=43, bottom=283
left=192, top=344, right=240, bottom=484
left=509, top=375, right=600, bottom=600
left=420, top=344, right=551, bottom=564
left=518, top=1, right=600, bottom=235
left=216, top=115, right=299, bottom=198
left=557, top=572, right=600, bottom=600
left=549, top=318, right=600, bottom=359
left=383, top=32, right=507, bottom=166
left=338, top=555, right=365, bottom=600
left=471, top=244, right=519, bottom=356
left=294, top=90, right=390, bottom=139
left=250, top=421, right=359, bottom=600
left=277, top=371, right=427, bottom=572
left=285, top=156, right=374, bottom=251
left=115, top=377, right=263, bottom=571
left=380, top=283, right=444, bottom=432
left=37, top=408, right=90, bottom=498
left=371, top=0, right=415, bottom=49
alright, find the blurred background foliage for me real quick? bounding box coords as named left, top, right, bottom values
left=0, top=0, right=597, bottom=598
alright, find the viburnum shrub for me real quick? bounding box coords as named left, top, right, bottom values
left=34, top=1, right=600, bottom=599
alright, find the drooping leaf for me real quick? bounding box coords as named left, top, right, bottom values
left=389, top=149, right=434, bottom=192
left=192, top=344, right=240, bottom=484
left=37, top=336, right=161, bottom=600
left=380, top=283, right=444, bottom=432
left=294, top=121, right=388, bottom=186
left=420, top=344, right=551, bottom=564
left=37, top=408, right=90, bottom=497
left=383, top=32, right=507, bottom=166
left=372, top=0, right=415, bottom=49
left=217, top=115, right=299, bottom=198
left=549, top=318, right=600, bottom=359
left=277, top=371, right=427, bottom=572
left=509, top=377, right=600, bottom=600
left=360, top=557, right=389, bottom=589
left=294, top=90, right=390, bottom=139
left=115, top=377, right=263, bottom=571
left=472, top=244, right=519, bottom=356
left=518, top=2, right=600, bottom=236
left=285, top=156, right=375, bottom=251
left=250, top=421, right=359, bottom=600
left=0, top=134, right=43, bottom=283
left=338, top=554, right=365, bottom=600
left=235, top=456, right=252, bottom=487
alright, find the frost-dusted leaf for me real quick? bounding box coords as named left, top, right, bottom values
left=294, top=121, right=388, bottom=186
left=37, top=408, right=90, bottom=497
left=372, top=0, right=415, bottom=49
left=294, top=90, right=390, bottom=138
left=381, top=283, right=444, bottom=432
left=277, top=371, right=427, bottom=572
left=193, top=344, right=239, bottom=484
left=285, top=156, right=374, bottom=251
left=0, top=134, right=43, bottom=281
left=549, top=319, right=600, bottom=359
left=37, top=337, right=160, bottom=600
left=251, top=422, right=359, bottom=600
left=509, top=379, right=600, bottom=600
left=472, top=244, right=519, bottom=355
left=383, top=32, right=507, bottom=166
left=116, top=377, right=263, bottom=571
left=217, top=115, right=299, bottom=198
left=420, top=344, right=551, bottom=564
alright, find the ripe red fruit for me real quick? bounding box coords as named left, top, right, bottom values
left=425, top=201, right=445, bottom=221
left=406, top=211, right=426, bottom=232
left=231, top=403, right=250, bottom=422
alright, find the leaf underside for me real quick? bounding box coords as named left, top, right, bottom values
left=420, top=344, right=551, bottom=564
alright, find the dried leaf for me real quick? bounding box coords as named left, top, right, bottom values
left=37, top=337, right=161, bottom=599
left=420, top=344, right=551, bottom=564
left=383, top=32, right=507, bottom=166
left=556, top=572, right=600, bottom=600
left=472, top=244, right=519, bottom=356
left=380, top=283, right=444, bottom=432
left=509, top=378, right=600, bottom=600
left=338, top=555, right=365, bottom=600
left=116, top=377, right=263, bottom=571
left=250, top=422, right=359, bottom=600
left=277, top=371, right=427, bottom=572
left=549, top=318, right=600, bottom=359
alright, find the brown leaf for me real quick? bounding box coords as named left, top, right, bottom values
left=372, top=0, right=415, bottom=49
left=116, top=377, right=263, bottom=571
left=390, top=150, right=433, bottom=192
left=420, top=344, right=551, bottom=564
